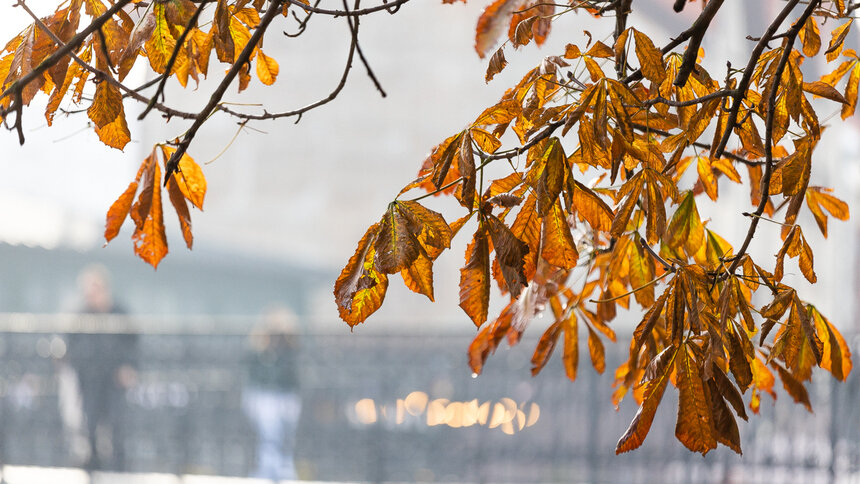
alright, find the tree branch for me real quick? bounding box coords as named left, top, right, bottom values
left=139, top=0, right=210, bottom=120
left=164, top=0, right=284, bottom=183
left=6, top=0, right=197, bottom=127
left=723, top=0, right=819, bottom=278
left=711, top=0, right=801, bottom=160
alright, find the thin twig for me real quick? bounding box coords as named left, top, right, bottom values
left=282, top=0, right=411, bottom=16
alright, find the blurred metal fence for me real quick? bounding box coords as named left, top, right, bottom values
left=0, top=314, right=856, bottom=483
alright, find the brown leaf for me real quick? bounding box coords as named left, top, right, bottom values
left=334, top=223, right=389, bottom=326
left=474, top=0, right=519, bottom=58
left=802, top=81, right=848, bottom=104
left=460, top=228, right=491, bottom=327
left=374, top=203, right=421, bottom=274
left=773, top=362, right=812, bottom=412
left=805, top=186, right=850, bottom=237
left=487, top=215, right=529, bottom=297
left=531, top=321, right=562, bottom=376
left=167, top=176, right=193, bottom=249
left=706, top=378, right=742, bottom=454
left=616, top=345, right=678, bottom=454
left=485, top=46, right=508, bottom=82
left=675, top=344, right=717, bottom=454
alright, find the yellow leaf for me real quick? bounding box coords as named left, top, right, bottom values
left=826, top=19, right=852, bottom=62
left=799, top=15, right=821, bottom=57
left=666, top=191, right=704, bottom=256
left=474, top=99, right=520, bottom=126
left=255, top=49, right=278, bottom=85
left=145, top=4, right=186, bottom=75
left=470, top=127, right=502, bottom=153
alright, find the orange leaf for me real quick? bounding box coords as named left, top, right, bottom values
left=805, top=187, right=850, bottom=237
left=531, top=321, right=562, bottom=376
left=401, top=252, right=435, bottom=301
left=810, top=306, right=853, bottom=381
left=485, top=46, right=508, bottom=82
left=633, top=29, right=665, bottom=85
left=334, top=223, right=389, bottom=326
left=460, top=228, right=491, bottom=327
left=105, top=181, right=138, bottom=242
left=474, top=0, right=518, bottom=58
left=586, top=324, right=605, bottom=374
left=675, top=344, right=717, bottom=454
left=94, top=112, right=131, bottom=150
left=562, top=312, right=579, bottom=381
left=255, top=49, right=278, bottom=85
left=87, top=80, right=123, bottom=129
left=542, top=200, right=578, bottom=269
left=161, top=145, right=207, bottom=209
left=571, top=180, right=614, bottom=232
left=166, top=177, right=193, bottom=249
left=773, top=362, right=812, bottom=412
left=131, top=159, right=168, bottom=268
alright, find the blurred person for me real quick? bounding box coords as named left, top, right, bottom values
left=242, top=306, right=302, bottom=480
left=61, top=264, right=138, bottom=472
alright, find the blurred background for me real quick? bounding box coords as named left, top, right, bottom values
left=0, top=0, right=857, bottom=483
